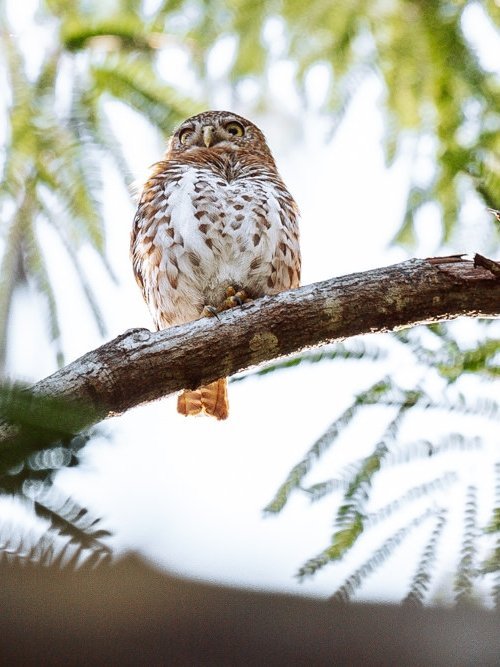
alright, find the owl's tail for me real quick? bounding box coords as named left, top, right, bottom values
left=177, top=378, right=229, bottom=420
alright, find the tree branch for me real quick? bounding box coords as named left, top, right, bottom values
left=4, top=255, right=500, bottom=437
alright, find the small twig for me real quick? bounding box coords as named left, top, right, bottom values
left=474, top=253, right=500, bottom=278
left=427, top=254, right=466, bottom=265
left=486, top=208, right=500, bottom=223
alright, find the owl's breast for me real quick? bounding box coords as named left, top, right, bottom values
left=135, top=161, right=299, bottom=325
left=163, top=166, right=285, bottom=294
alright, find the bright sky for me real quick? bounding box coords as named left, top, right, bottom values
left=2, top=1, right=500, bottom=602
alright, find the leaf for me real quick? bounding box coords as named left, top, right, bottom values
left=263, top=381, right=386, bottom=514
left=331, top=508, right=436, bottom=601
left=404, top=510, right=448, bottom=606
left=232, top=340, right=386, bottom=383
left=26, top=482, right=112, bottom=552
left=60, top=15, right=159, bottom=53
left=0, top=382, right=97, bottom=478
left=454, top=486, right=478, bottom=605
left=365, top=474, right=456, bottom=527
left=91, top=60, right=200, bottom=134
left=297, top=513, right=364, bottom=580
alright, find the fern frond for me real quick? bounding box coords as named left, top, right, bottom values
left=0, top=506, right=111, bottom=570
left=232, top=340, right=386, bottom=383
left=385, top=434, right=481, bottom=467
left=335, top=407, right=407, bottom=531
left=39, top=201, right=107, bottom=336
left=293, top=407, right=410, bottom=580
left=26, top=446, right=72, bottom=473
left=91, top=59, right=200, bottom=134
left=60, top=14, right=159, bottom=53
left=302, top=478, right=349, bottom=503
left=309, top=401, right=417, bottom=567
left=0, top=216, right=23, bottom=373
left=0, top=522, right=52, bottom=566
left=392, top=186, right=434, bottom=247
left=36, top=125, right=105, bottom=254
left=1, top=29, right=29, bottom=95
left=454, top=486, right=478, bottom=605
left=438, top=339, right=500, bottom=382
left=359, top=383, right=423, bottom=410
left=264, top=379, right=395, bottom=514
left=25, top=482, right=112, bottom=555
left=404, top=510, right=448, bottom=606
left=400, top=328, right=500, bottom=382
left=481, top=463, right=500, bottom=608
left=297, top=513, right=364, bottom=580
left=0, top=476, right=114, bottom=570
left=22, top=217, right=64, bottom=366
left=264, top=399, right=368, bottom=514
left=376, top=393, right=500, bottom=420
left=365, top=474, right=456, bottom=527
left=330, top=508, right=435, bottom=600
left=326, top=63, right=373, bottom=137
left=308, top=435, right=476, bottom=511
left=76, top=88, right=134, bottom=184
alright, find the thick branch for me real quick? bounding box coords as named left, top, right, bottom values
left=7, top=255, right=500, bottom=433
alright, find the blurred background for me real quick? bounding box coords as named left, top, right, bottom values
left=0, top=0, right=499, bottom=605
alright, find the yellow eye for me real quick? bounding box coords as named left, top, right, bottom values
left=225, top=121, right=244, bottom=137
left=179, top=128, right=193, bottom=145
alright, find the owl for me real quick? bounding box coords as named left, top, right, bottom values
left=131, top=110, right=301, bottom=419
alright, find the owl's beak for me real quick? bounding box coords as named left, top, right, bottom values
left=203, top=125, right=214, bottom=148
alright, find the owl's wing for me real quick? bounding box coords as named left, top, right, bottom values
left=130, top=220, right=146, bottom=302
left=131, top=164, right=162, bottom=301
left=268, top=188, right=301, bottom=293
left=130, top=161, right=186, bottom=329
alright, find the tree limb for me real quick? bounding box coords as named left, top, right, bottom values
left=3, top=255, right=500, bottom=440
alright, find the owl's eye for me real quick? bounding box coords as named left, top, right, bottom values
left=179, top=128, right=193, bottom=145
left=225, top=121, right=244, bottom=137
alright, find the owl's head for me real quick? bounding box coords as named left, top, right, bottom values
left=167, top=110, right=274, bottom=160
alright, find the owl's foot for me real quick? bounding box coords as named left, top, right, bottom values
left=220, top=286, right=251, bottom=310
left=202, top=286, right=252, bottom=319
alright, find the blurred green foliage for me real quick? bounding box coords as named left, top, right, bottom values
left=147, top=0, right=500, bottom=241
left=261, top=344, right=499, bottom=603
left=0, top=0, right=198, bottom=374
left=0, top=382, right=96, bottom=489
left=0, top=383, right=110, bottom=567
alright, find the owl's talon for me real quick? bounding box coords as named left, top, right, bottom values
left=234, top=290, right=247, bottom=304
left=203, top=305, right=220, bottom=319
left=228, top=295, right=243, bottom=307
left=220, top=289, right=249, bottom=310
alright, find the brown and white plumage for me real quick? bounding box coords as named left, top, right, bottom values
left=131, top=110, right=300, bottom=419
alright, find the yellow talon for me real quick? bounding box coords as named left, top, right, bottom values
left=202, top=305, right=220, bottom=318
left=204, top=287, right=250, bottom=317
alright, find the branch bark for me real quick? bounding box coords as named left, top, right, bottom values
left=5, top=255, right=500, bottom=435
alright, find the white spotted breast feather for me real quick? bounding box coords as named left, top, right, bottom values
left=131, top=150, right=300, bottom=329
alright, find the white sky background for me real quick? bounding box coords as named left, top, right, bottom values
left=2, top=1, right=500, bottom=602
